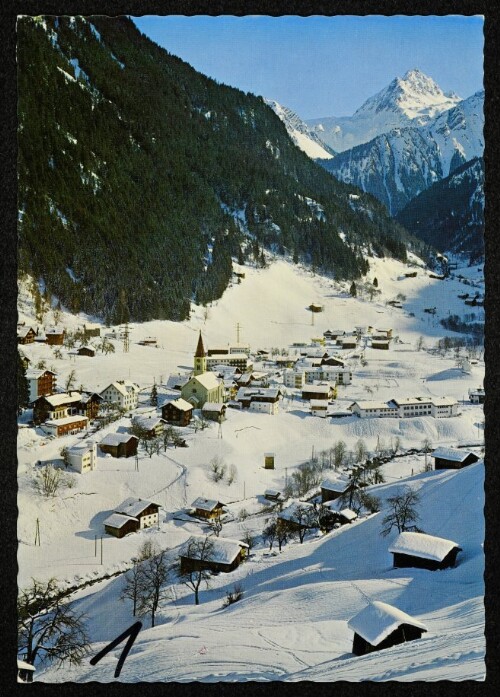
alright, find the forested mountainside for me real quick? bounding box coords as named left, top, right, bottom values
left=396, top=158, right=484, bottom=263
left=18, top=16, right=426, bottom=323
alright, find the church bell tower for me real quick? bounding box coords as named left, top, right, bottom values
left=194, top=331, right=207, bottom=375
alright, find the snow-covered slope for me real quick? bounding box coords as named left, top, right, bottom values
left=37, top=462, right=485, bottom=682
left=308, top=69, right=462, bottom=153
left=265, top=99, right=335, bottom=159
left=321, top=91, right=484, bottom=215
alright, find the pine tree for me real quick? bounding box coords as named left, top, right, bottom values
left=373, top=277, right=378, bottom=287
left=150, top=383, right=158, bottom=407
left=349, top=281, right=357, bottom=297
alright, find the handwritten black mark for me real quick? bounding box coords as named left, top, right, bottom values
left=90, top=621, right=142, bottom=678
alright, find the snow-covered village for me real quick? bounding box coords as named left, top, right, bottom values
left=16, top=14, right=486, bottom=685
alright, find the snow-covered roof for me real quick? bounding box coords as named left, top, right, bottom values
left=180, top=536, right=249, bottom=565
left=42, top=392, right=82, bottom=406
left=17, top=659, right=35, bottom=672
left=17, top=326, right=35, bottom=337
left=46, top=326, right=64, bottom=335
left=339, top=508, right=358, bottom=521
left=190, top=372, right=222, bottom=390
left=388, top=531, right=461, bottom=562
left=264, top=488, right=281, bottom=498
left=310, top=399, right=329, bottom=407
left=133, top=414, right=164, bottom=429
left=115, top=497, right=159, bottom=517
left=79, top=391, right=102, bottom=404
left=302, top=384, right=331, bottom=393
left=236, top=387, right=280, bottom=400
left=26, top=368, right=56, bottom=379
left=103, top=512, right=138, bottom=528
left=191, top=497, right=224, bottom=512
left=278, top=500, right=315, bottom=524
left=68, top=441, right=94, bottom=454
left=202, top=402, right=225, bottom=412
left=100, top=432, right=138, bottom=446
left=166, top=397, right=193, bottom=412
left=348, top=601, right=427, bottom=646
left=431, top=447, right=476, bottom=462
left=321, top=475, right=349, bottom=492
left=351, top=400, right=395, bottom=410
left=392, top=396, right=433, bottom=406
left=432, top=397, right=457, bottom=407
left=166, top=374, right=189, bottom=390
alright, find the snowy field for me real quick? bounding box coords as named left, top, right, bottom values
left=17, top=255, right=485, bottom=681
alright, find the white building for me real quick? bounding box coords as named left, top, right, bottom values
left=235, top=387, right=281, bottom=415
left=101, top=380, right=140, bottom=411
left=66, top=441, right=97, bottom=473
left=350, top=396, right=458, bottom=419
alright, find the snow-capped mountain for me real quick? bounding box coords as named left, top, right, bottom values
left=396, top=157, right=484, bottom=262
left=308, top=69, right=463, bottom=153
left=320, top=91, right=484, bottom=215
left=265, top=99, right=336, bottom=160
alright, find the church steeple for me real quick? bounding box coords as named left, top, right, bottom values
left=194, top=331, right=207, bottom=375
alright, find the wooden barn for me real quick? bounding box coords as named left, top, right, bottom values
left=348, top=601, right=427, bottom=656
left=180, top=536, right=249, bottom=574
left=202, top=402, right=227, bottom=422
left=162, top=398, right=194, bottom=426
left=99, top=433, right=138, bottom=458
left=45, top=327, right=65, bottom=345
left=77, top=346, right=95, bottom=357
left=132, top=414, right=165, bottom=438
left=320, top=475, right=350, bottom=503
left=103, top=513, right=139, bottom=538
left=302, top=384, right=332, bottom=401
left=115, top=497, right=160, bottom=529
left=389, top=531, right=462, bottom=571
left=371, top=340, right=390, bottom=350
left=431, top=447, right=479, bottom=470
left=77, top=392, right=103, bottom=420
left=191, top=497, right=226, bottom=520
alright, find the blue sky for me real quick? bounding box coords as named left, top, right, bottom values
left=133, top=15, right=483, bottom=119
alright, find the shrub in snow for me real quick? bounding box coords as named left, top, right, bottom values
left=222, top=583, right=244, bottom=608
left=32, top=464, right=75, bottom=497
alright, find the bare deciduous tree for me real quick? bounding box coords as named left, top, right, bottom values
left=381, top=486, right=421, bottom=537
left=137, top=547, right=170, bottom=627
left=18, top=578, right=91, bottom=667
left=178, top=536, right=215, bottom=605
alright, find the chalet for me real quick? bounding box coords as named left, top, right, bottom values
left=404, top=271, right=418, bottom=278
left=341, top=337, right=357, bottom=349
left=77, top=392, right=102, bottom=420
left=431, top=447, right=479, bottom=470
left=323, top=330, right=345, bottom=341
left=17, top=326, right=36, bottom=344
left=132, top=414, right=165, bottom=438
left=235, top=387, right=281, bottom=414
left=181, top=372, right=225, bottom=409
left=101, top=380, right=140, bottom=411
left=388, top=531, right=462, bottom=570
left=191, top=497, right=226, bottom=520
left=17, top=659, right=35, bottom=683
left=371, top=339, right=390, bottom=350
left=138, top=337, right=157, bottom=346
left=33, top=391, right=82, bottom=424
left=376, top=328, right=393, bottom=338
left=348, top=601, right=427, bottom=656
left=179, top=536, right=249, bottom=574
left=25, top=369, right=57, bottom=403
left=115, top=497, right=160, bottom=529
left=309, top=303, right=324, bottom=313
left=162, top=398, right=193, bottom=426
left=235, top=371, right=253, bottom=387
left=66, top=441, right=97, bottom=473
left=202, top=402, right=227, bottom=422
left=41, top=415, right=88, bottom=438
left=321, top=355, right=345, bottom=368
left=310, top=399, right=329, bottom=417
left=104, top=497, right=160, bottom=537
left=302, top=383, right=333, bottom=401
left=45, top=327, right=65, bottom=345
left=321, top=475, right=350, bottom=502
left=274, top=355, right=300, bottom=368
left=77, top=346, right=95, bottom=357
left=469, top=388, right=485, bottom=404
left=99, top=433, right=138, bottom=458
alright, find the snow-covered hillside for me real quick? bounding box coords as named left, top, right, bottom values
left=18, top=256, right=485, bottom=682
left=265, top=98, right=335, bottom=159
left=307, top=69, right=462, bottom=153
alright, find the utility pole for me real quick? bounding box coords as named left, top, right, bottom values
left=94, top=535, right=97, bottom=557
left=34, top=518, right=41, bottom=546
left=135, top=453, right=139, bottom=472
left=100, top=536, right=103, bottom=565
left=123, top=323, right=130, bottom=353
left=236, top=322, right=242, bottom=344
